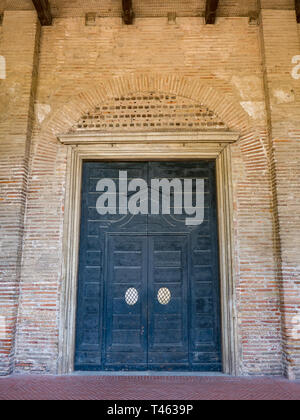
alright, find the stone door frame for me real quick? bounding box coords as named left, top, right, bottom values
left=57, top=131, right=240, bottom=375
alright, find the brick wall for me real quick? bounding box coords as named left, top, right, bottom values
left=0, top=10, right=299, bottom=378
left=0, top=11, right=40, bottom=375
left=261, top=10, right=300, bottom=380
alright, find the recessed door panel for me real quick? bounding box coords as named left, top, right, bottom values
left=104, top=234, right=148, bottom=370
left=148, top=234, right=189, bottom=368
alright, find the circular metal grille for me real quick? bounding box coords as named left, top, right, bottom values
left=125, top=288, right=139, bottom=306
left=157, top=288, right=171, bottom=305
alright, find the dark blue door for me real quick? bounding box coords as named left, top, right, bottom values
left=75, top=161, right=222, bottom=371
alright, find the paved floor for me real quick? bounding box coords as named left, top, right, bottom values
left=0, top=375, right=299, bottom=400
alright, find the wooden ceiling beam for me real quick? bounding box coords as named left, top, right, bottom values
left=296, top=0, right=300, bottom=23
left=205, top=0, right=219, bottom=25
left=122, top=0, right=134, bottom=25
left=32, top=0, right=52, bottom=26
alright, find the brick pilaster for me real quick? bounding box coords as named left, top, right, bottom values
left=0, top=11, right=40, bottom=375
left=260, top=8, right=300, bottom=380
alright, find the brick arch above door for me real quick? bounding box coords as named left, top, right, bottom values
left=40, top=74, right=268, bottom=176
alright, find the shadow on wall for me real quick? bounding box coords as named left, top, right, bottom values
left=0, top=56, right=5, bottom=79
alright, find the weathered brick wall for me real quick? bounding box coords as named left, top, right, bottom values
left=0, top=10, right=298, bottom=378
left=261, top=10, right=300, bottom=380
left=12, top=15, right=282, bottom=377
left=0, top=11, right=40, bottom=375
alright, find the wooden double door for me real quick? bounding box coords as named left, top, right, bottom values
left=75, top=161, right=222, bottom=371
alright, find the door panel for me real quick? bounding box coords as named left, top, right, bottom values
left=75, top=161, right=222, bottom=372
left=104, top=234, right=148, bottom=370
left=75, top=162, right=147, bottom=370
left=148, top=234, right=189, bottom=369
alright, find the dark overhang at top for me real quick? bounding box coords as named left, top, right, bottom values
left=32, top=0, right=52, bottom=26
left=296, top=0, right=300, bottom=23
left=205, top=0, right=219, bottom=24
left=0, top=1, right=299, bottom=27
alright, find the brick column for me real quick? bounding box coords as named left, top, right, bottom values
left=0, top=11, right=40, bottom=375
left=260, top=8, right=300, bottom=380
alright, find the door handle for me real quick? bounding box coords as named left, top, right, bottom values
left=141, top=326, right=145, bottom=335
